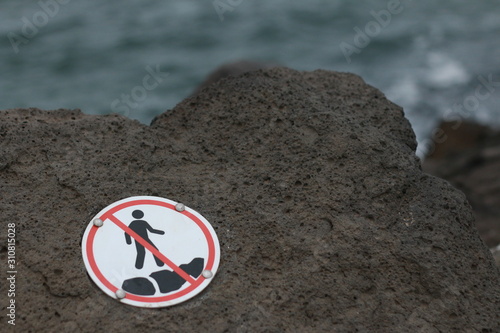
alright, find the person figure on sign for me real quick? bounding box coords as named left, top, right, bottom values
left=125, top=210, right=165, bottom=269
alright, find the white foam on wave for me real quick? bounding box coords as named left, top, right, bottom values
left=424, top=52, right=470, bottom=88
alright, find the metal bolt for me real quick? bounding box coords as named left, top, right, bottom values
left=115, top=289, right=126, bottom=299
left=175, top=203, right=185, bottom=212
left=93, top=218, right=103, bottom=227
left=202, top=270, right=213, bottom=279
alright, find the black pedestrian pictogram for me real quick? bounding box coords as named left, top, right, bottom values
left=121, top=208, right=205, bottom=296
left=125, top=210, right=165, bottom=269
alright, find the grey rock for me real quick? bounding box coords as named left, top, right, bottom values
left=0, top=68, right=498, bottom=332
left=190, top=60, right=277, bottom=96
left=423, top=121, right=500, bottom=247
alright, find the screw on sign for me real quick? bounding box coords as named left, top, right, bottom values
left=81, top=196, right=220, bottom=308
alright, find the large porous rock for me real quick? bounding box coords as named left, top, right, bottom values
left=0, top=68, right=498, bottom=332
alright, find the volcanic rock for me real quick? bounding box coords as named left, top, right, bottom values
left=423, top=121, right=500, bottom=247
left=0, top=68, right=498, bottom=332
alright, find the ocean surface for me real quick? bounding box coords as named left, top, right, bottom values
left=1, top=0, right=499, bottom=155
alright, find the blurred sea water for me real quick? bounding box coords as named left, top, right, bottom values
left=0, top=0, right=499, bottom=154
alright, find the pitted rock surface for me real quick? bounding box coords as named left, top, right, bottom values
left=0, top=68, right=498, bottom=332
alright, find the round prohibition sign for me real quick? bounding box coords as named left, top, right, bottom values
left=81, top=196, right=220, bottom=308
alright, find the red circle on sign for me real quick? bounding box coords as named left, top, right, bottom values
left=84, top=199, right=217, bottom=303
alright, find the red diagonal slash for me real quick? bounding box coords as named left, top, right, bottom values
left=105, top=213, right=196, bottom=285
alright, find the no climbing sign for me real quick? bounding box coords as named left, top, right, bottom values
left=81, top=196, right=220, bottom=308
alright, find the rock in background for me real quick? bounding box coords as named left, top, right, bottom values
left=0, top=68, right=498, bottom=332
left=189, top=60, right=276, bottom=96
left=423, top=121, right=500, bottom=248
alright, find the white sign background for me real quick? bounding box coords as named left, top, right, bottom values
left=82, top=196, right=220, bottom=308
